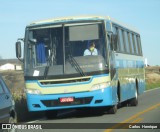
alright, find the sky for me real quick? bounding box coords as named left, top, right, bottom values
left=0, top=0, right=160, bottom=66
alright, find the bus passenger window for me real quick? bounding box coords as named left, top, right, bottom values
left=132, top=33, right=136, bottom=54
left=124, top=31, right=130, bottom=53
left=118, top=29, right=125, bottom=52
left=134, top=35, right=139, bottom=54
left=122, top=30, right=127, bottom=52
left=136, top=35, right=142, bottom=55
left=128, top=32, right=132, bottom=53
left=129, top=33, right=134, bottom=54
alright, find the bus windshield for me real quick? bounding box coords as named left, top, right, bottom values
left=24, top=22, right=108, bottom=78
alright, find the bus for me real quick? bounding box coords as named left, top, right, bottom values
left=15, top=16, right=145, bottom=118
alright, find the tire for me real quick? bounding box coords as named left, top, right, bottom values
left=45, top=110, right=58, bottom=119
left=108, top=105, right=117, bottom=114
left=116, top=93, right=122, bottom=108
left=129, top=88, right=138, bottom=106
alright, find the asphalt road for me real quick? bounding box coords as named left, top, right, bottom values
left=18, top=88, right=160, bottom=132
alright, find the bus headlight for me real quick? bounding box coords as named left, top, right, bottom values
left=90, top=82, right=110, bottom=91
left=25, top=89, right=41, bottom=95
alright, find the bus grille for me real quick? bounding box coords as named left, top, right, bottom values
left=41, top=97, right=93, bottom=107
left=39, top=77, right=91, bottom=85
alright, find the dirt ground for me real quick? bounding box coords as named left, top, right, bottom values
left=145, top=66, right=160, bottom=84
left=0, top=70, right=25, bottom=96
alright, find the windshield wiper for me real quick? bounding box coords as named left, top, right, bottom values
left=44, top=47, right=57, bottom=79
left=43, top=55, right=52, bottom=79
left=68, top=55, right=86, bottom=76
left=44, top=65, right=49, bottom=79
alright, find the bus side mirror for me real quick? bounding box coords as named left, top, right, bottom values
left=16, top=41, right=22, bottom=59
left=111, top=34, right=118, bottom=51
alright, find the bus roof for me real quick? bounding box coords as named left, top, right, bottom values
left=28, top=15, right=139, bottom=33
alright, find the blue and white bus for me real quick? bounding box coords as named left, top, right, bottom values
left=16, top=16, right=145, bottom=118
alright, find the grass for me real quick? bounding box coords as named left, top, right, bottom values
left=146, top=82, right=160, bottom=90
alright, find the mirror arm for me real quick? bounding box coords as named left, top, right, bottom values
left=18, top=57, right=24, bottom=63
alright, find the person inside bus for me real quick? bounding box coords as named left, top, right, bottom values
left=83, top=41, right=98, bottom=56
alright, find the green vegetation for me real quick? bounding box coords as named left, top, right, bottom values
left=146, top=82, right=160, bottom=90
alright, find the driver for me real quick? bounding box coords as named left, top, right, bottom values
left=83, top=41, right=98, bottom=56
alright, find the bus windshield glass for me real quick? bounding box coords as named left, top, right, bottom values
left=24, top=22, right=108, bottom=78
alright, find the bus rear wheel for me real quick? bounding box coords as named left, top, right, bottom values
left=45, top=110, right=58, bottom=119
left=129, top=88, right=138, bottom=106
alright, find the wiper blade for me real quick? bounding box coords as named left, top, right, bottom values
left=68, top=55, right=86, bottom=76
left=44, top=65, right=49, bottom=79
left=44, top=49, right=56, bottom=79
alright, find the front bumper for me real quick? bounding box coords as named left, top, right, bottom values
left=26, top=86, right=114, bottom=111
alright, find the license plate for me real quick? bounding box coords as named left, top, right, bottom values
left=60, top=97, right=74, bottom=103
